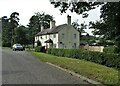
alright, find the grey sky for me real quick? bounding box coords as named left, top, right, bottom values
left=0, top=0, right=101, bottom=35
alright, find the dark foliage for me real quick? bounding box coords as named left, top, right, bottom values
left=36, top=40, right=41, bottom=47
left=35, top=46, right=46, bottom=53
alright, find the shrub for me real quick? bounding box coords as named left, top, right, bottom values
left=47, top=48, right=120, bottom=69
left=35, top=46, right=46, bottom=53
left=103, top=46, right=118, bottom=54
left=36, top=40, right=41, bottom=47
left=2, top=42, right=11, bottom=47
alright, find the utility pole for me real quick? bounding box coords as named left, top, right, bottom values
left=0, top=19, right=2, bottom=47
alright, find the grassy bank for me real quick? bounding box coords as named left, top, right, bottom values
left=31, top=52, right=119, bottom=85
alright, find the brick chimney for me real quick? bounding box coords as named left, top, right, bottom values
left=67, top=15, right=71, bottom=25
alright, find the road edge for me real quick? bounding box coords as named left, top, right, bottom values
left=46, top=62, right=105, bottom=86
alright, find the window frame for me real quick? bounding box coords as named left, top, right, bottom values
left=74, top=34, right=76, bottom=39
left=62, top=33, right=64, bottom=39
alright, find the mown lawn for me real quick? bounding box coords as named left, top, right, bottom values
left=31, top=52, right=119, bottom=85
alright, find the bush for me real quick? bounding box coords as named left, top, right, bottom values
left=35, top=46, right=46, bottom=53
left=103, top=46, right=118, bottom=54
left=47, top=48, right=120, bottom=69
left=36, top=40, right=41, bottom=47
left=2, top=42, right=11, bottom=47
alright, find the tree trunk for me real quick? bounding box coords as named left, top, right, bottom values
left=32, top=37, right=34, bottom=48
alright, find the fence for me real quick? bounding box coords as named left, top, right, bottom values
left=80, top=45, right=104, bottom=52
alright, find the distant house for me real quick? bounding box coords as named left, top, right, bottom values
left=80, top=40, right=88, bottom=48
left=35, top=15, right=80, bottom=49
left=80, top=40, right=88, bottom=46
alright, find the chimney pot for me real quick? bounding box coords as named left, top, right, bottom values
left=67, top=15, right=71, bottom=25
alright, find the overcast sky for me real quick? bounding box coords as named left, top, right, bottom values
left=0, top=0, right=101, bottom=35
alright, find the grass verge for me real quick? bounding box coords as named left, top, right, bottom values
left=31, top=52, right=119, bottom=85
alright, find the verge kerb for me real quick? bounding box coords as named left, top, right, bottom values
left=46, top=62, right=105, bottom=86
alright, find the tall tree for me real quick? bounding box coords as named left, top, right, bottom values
left=15, top=25, right=29, bottom=45
left=89, top=2, right=120, bottom=52
left=50, top=1, right=103, bottom=17
left=72, top=21, right=87, bottom=40
left=51, top=1, right=120, bottom=52
left=9, top=12, right=19, bottom=46
left=100, top=2, right=120, bottom=51
left=1, top=13, right=31, bottom=47
left=27, top=12, right=53, bottom=48
left=1, top=16, right=12, bottom=47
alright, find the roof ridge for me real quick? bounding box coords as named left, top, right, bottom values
left=36, top=24, right=68, bottom=36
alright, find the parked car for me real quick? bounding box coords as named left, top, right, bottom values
left=12, top=43, right=25, bottom=51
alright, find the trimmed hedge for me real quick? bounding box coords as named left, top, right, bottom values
left=103, top=46, right=119, bottom=54
left=35, top=46, right=46, bottom=53
left=47, top=48, right=120, bottom=68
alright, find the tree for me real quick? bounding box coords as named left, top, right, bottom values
left=9, top=12, right=19, bottom=46
left=72, top=21, right=87, bottom=40
left=15, top=25, right=29, bottom=45
left=89, top=2, right=120, bottom=52
left=50, top=1, right=103, bottom=17
left=1, top=12, right=30, bottom=47
left=1, top=16, right=12, bottom=47
left=27, top=12, right=53, bottom=48
left=100, top=2, right=120, bottom=52
left=51, top=1, right=120, bottom=52
left=35, top=12, right=53, bottom=29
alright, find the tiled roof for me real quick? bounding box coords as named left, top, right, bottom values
left=36, top=24, right=67, bottom=36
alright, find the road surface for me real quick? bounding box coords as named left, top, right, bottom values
left=2, top=48, right=89, bottom=84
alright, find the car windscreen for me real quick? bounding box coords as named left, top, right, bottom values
left=16, top=44, right=22, bottom=46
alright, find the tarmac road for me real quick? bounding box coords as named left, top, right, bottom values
left=2, top=48, right=89, bottom=84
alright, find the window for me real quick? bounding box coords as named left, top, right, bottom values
left=37, top=37, right=39, bottom=40
left=74, top=34, right=76, bottom=38
left=50, top=35, right=52, bottom=38
left=41, top=36, right=42, bottom=39
left=62, top=33, right=64, bottom=38
left=54, top=34, right=56, bottom=38
left=35, top=37, right=37, bottom=41
left=60, top=42, right=62, bottom=44
left=35, top=36, right=38, bottom=41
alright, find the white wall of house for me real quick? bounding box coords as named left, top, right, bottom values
left=35, top=33, right=59, bottom=48
left=49, top=34, right=59, bottom=48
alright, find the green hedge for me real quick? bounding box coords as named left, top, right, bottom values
left=103, top=46, right=119, bottom=54
left=47, top=48, right=120, bottom=68
left=2, top=42, right=11, bottom=47
left=35, top=46, right=46, bottom=53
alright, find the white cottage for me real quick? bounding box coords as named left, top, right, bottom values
left=35, top=15, right=80, bottom=48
